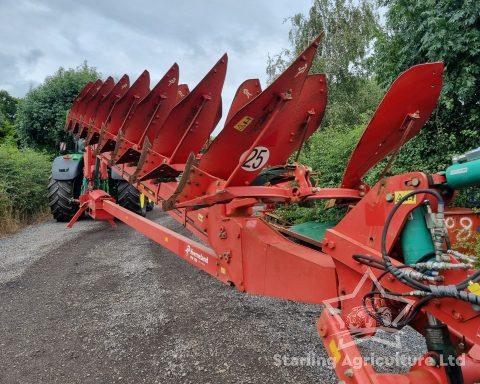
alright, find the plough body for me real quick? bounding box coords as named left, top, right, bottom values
left=59, top=34, right=480, bottom=384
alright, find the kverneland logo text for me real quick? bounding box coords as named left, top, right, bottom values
left=185, top=245, right=209, bottom=264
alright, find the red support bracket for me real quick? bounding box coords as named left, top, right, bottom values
left=67, top=201, right=88, bottom=228
left=67, top=190, right=117, bottom=228
left=317, top=309, right=450, bottom=384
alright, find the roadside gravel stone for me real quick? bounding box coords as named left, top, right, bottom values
left=0, top=210, right=426, bottom=383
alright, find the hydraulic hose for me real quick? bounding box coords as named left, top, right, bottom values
left=381, top=189, right=480, bottom=305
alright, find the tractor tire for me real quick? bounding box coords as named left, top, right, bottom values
left=146, top=200, right=154, bottom=212
left=47, top=177, right=78, bottom=222
left=116, top=181, right=147, bottom=217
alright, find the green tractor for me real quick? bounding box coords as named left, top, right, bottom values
left=48, top=138, right=153, bottom=222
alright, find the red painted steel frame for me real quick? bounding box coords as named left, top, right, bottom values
left=317, top=309, right=451, bottom=384
left=63, top=33, right=480, bottom=383
left=72, top=178, right=339, bottom=303
left=342, top=63, right=444, bottom=189
left=104, top=200, right=220, bottom=277
left=73, top=159, right=480, bottom=384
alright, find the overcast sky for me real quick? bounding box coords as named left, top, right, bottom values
left=0, top=0, right=312, bottom=128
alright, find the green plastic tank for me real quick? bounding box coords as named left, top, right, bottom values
left=446, top=158, right=480, bottom=189
left=401, top=206, right=434, bottom=265
left=290, top=221, right=335, bottom=242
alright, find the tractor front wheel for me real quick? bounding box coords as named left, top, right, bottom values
left=47, top=177, right=79, bottom=222
left=146, top=200, right=154, bottom=212
left=116, top=181, right=147, bottom=217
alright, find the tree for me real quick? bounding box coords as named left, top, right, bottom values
left=0, top=90, right=18, bottom=144
left=267, top=0, right=383, bottom=223
left=266, top=0, right=382, bottom=127
left=373, top=0, right=480, bottom=173
left=0, top=90, right=17, bottom=122
left=16, top=62, right=100, bottom=153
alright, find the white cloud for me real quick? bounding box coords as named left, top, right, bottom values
left=0, top=0, right=313, bottom=129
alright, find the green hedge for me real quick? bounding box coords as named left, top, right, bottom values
left=0, top=144, right=51, bottom=234
left=277, top=122, right=479, bottom=225
left=276, top=124, right=364, bottom=224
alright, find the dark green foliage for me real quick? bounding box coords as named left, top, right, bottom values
left=0, top=144, right=52, bottom=228
left=374, top=0, right=480, bottom=166
left=276, top=124, right=364, bottom=223
left=267, top=0, right=382, bottom=128
left=299, top=125, right=364, bottom=187
left=15, top=62, right=100, bottom=153
left=271, top=0, right=480, bottom=222
left=0, top=118, right=17, bottom=145
left=0, top=90, right=18, bottom=121
left=0, top=90, right=18, bottom=144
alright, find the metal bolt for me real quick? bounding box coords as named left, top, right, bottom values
left=411, top=177, right=420, bottom=187
left=344, top=368, right=354, bottom=378
left=218, top=226, right=227, bottom=239
left=318, top=325, right=328, bottom=337
left=385, top=192, right=394, bottom=202
left=452, top=311, right=463, bottom=321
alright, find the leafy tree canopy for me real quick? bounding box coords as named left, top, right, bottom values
left=267, top=0, right=382, bottom=127
left=16, top=62, right=100, bottom=153
left=374, top=0, right=480, bottom=171
left=271, top=0, right=480, bottom=222
left=0, top=90, right=17, bottom=122
left=0, top=90, right=18, bottom=144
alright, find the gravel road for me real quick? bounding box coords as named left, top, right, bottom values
left=0, top=209, right=427, bottom=383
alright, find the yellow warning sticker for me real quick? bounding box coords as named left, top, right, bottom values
left=234, top=116, right=254, bottom=132
left=328, top=339, right=342, bottom=363
left=468, top=281, right=480, bottom=296
left=220, top=267, right=226, bottom=274
left=197, top=213, right=204, bottom=222
left=394, top=191, right=416, bottom=204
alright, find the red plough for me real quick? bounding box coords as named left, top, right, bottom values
left=61, top=34, right=480, bottom=384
